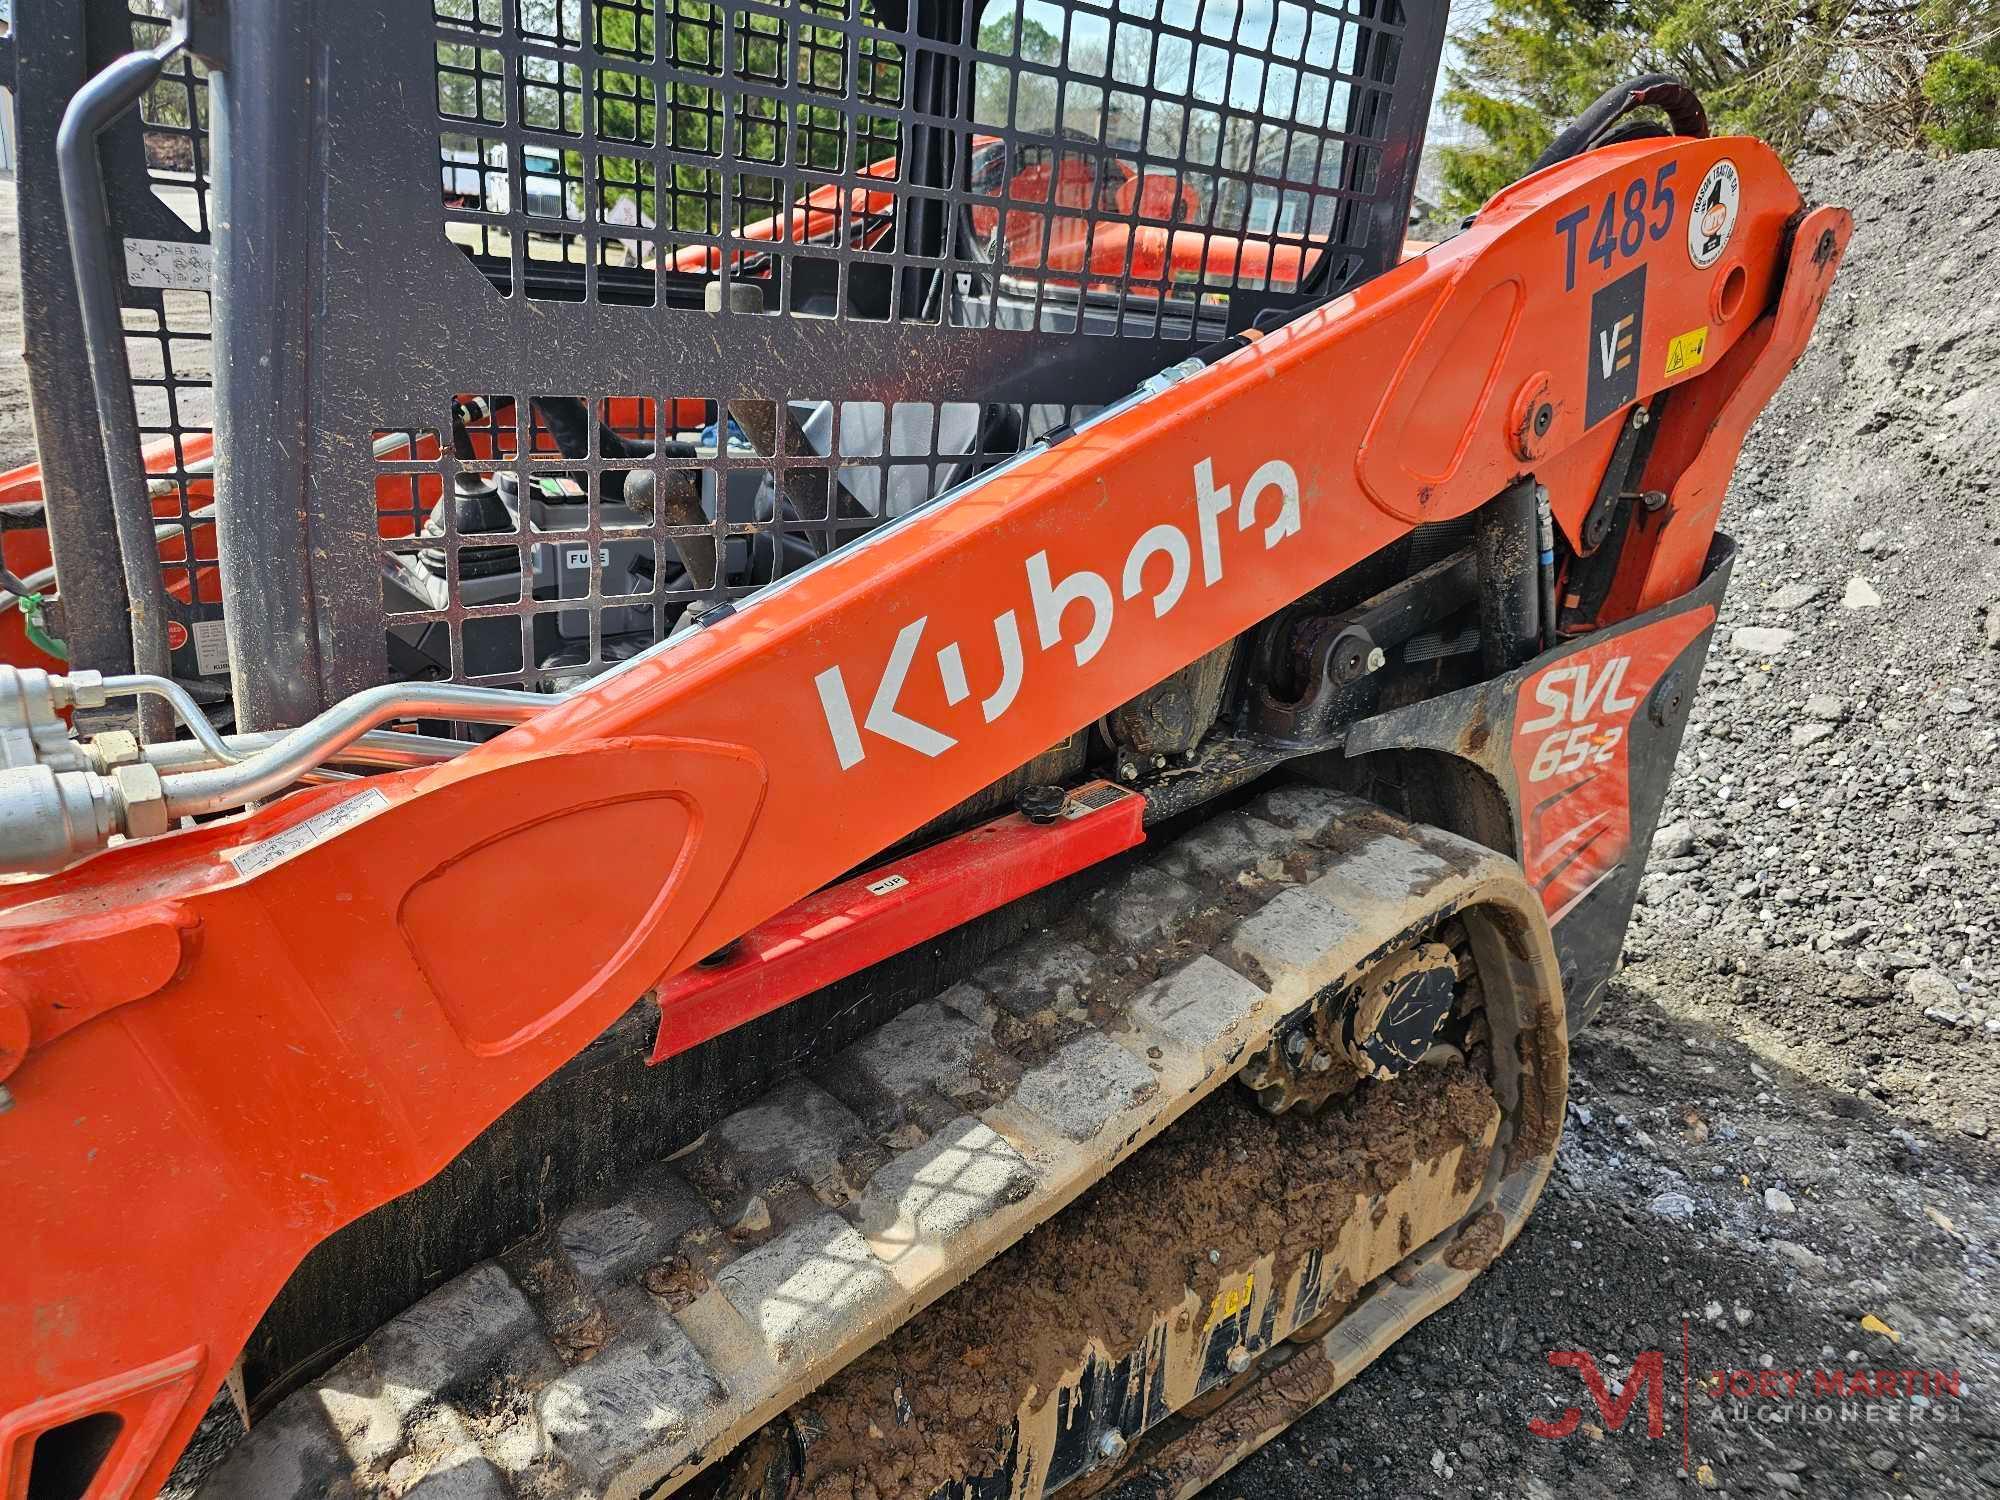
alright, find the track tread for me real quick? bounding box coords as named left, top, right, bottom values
left=196, top=786, right=1530, bottom=1500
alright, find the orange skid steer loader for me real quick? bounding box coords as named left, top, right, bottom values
left=0, top=2, right=1844, bottom=1497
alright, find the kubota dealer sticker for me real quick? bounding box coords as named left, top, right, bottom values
left=1510, top=608, right=1713, bottom=922
left=1687, top=160, right=1740, bottom=268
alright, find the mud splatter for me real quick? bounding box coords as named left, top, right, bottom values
left=791, top=1062, right=1499, bottom=1499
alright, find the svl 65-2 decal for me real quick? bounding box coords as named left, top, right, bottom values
left=1512, top=607, right=1713, bottom=920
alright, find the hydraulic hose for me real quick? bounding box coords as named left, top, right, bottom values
left=1529, top=74, right=1708, bottom=175
left=101, top=674, right=242, bottom=765
left=1475, top=479, right=1542, bottom=675
left=160, top=683, right=552, bottom=819
left=141, top=726, right=472, bottom=775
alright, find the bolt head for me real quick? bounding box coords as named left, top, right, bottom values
left=1364, top=646, right=1386, bottom=674
left=1017, top=784, right=1070, bottom=824
left=1097, top=1430, right=1128, bottom=1461
left=697, top=938, right=742, bottom=968
left=90, top=730, right=142, bottom=770
left=1227, top=1345, right=1252, bottom=1373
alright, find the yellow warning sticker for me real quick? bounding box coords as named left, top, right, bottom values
left=1204, top=1272, right=1254, bottom=1330
left=1665, top=326, right=1709, bottom=377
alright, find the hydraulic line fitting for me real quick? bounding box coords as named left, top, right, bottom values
left=0, top=668, right=552, bottom=873
left=0, top=666, right=107, bottom=772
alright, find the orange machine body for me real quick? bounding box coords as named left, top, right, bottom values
left=664, top=137, right=1318, bottom=291
left=0, top=136, right=1847, bottom=1498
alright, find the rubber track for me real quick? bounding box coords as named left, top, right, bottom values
left=196, top=784, right=1560, bottom=1500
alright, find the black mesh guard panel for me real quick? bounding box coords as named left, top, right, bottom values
left=203, top=0, right=1445, bottom=717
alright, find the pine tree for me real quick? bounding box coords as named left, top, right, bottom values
left=1440, top=0, right=2000, bottom=217
left=1436, top=0, right=1649, bottom=215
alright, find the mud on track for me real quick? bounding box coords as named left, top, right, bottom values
left=796, top=1063, right=1499, bottom=1500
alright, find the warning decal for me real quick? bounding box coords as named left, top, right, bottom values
left=1664, top=326, right=1709, bottom=378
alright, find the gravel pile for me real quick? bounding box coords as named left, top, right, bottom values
left=1636, top=145, right=2000, bottom=1028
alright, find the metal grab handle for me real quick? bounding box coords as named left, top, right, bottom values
left=55, top=16, right=192, bottom=742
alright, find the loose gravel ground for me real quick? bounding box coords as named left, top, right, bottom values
left=4, top=142, right=1997, bottom=1500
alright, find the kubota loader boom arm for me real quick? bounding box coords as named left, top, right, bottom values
left=0, top=136, right=1847, bottom=1498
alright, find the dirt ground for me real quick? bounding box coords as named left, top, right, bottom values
left=4, top=139, right=1998, bottom=1500
left=0, top=179, right=36, bottom=471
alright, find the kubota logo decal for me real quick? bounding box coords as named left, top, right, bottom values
left=815, top=457, right=1302, bottom=770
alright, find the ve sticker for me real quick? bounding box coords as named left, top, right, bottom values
left=1585, top=267, right=1647, bottom=428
